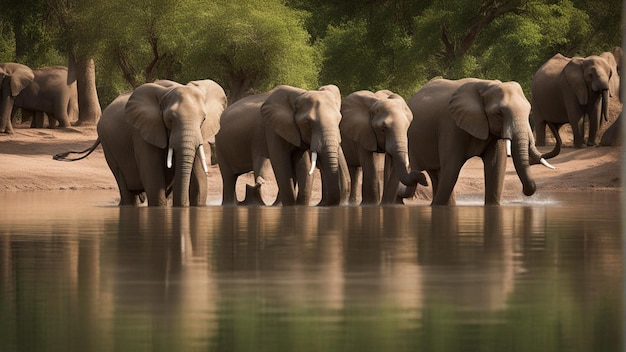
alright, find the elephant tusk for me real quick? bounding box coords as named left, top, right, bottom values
left=505, top=139, right=512, bottom=157
left=198, top=145, right=209, bottom=173
left=540, top=158, right=556, bottom=170
left=309, top=151, right=318, bottom=175
left=167, top=148, right=174, bottom=169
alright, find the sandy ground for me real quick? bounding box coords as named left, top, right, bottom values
left=0, top=103, right=621, bottom=205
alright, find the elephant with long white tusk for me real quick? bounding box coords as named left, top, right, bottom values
left=215, top=84, right=350, bottom=206
left=402, top=78, right=554, bottom=205
left=54, top=79, right=227, bottom=207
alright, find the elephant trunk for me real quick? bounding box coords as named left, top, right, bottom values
left=525, top=126, right=557, bottom=169
left=511, top=134, right=536, bottom=197
left=318, top=143, right=341, bottom=206
left=390, top=149, right=421, bottom=187
left=337, top=145, right=351, bottom=204
left=172, top=133, right=201, bottom=207
left=601, top=89, right=609, bottom=123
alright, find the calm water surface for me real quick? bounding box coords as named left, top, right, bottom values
left=0, top=190, right=621, bottom=352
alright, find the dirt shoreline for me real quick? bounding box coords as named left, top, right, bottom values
left=0, top=122, right=621, bottom=204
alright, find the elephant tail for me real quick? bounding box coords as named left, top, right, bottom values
left=53, top=138, right=101, bottom=161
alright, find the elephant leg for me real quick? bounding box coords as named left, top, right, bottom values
left=109, top=164, right=140, bottom=206
left=34, top=111, right=46, bottom=128
left=359, top=149, right=380, bottom=204
left=189, top=157, right=208, bottom=206
left=565, top=104, right=586, bottom=148
left=138, top=151, right=168, bottom=206
left=534, top=118, right=547, bottom=146
left=587, top=103, right=602, bottom=146
left=46, top=112, right=58, bottom=129
left=54, top=106, right=71, bottom=128
left=428, top=169, right=457, bottom=205
left=293, top=150, right=312, bottom=205
left=381, top=154, right=400, bottom=204
left=252, top=156, right=273, bottom=205
left=220, top=169, right=238, bottom=205
left=348, top=166, right=360, bottom=204
left=432, top=157, right=463, bottom=206
left=483, top=141, right=507, bottom=205
left=268, top=146, right=297, bottom=206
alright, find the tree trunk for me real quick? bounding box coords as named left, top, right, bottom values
left=69, top=54, right=101, bottom=126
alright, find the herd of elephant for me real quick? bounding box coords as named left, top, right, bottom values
left=4, top=48, right=621, bottom=207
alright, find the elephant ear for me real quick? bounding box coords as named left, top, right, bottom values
left=318, top=85, right=342, bottom=111
left=188, top=80, right=227, bottom=140
left=125, top=82, right=172, bottom=149
left=563, top=58, right=588, bottom=105
left=0, top=63, right=34, bottom=97
left=449, top=81, right=490, bottom=140
left=261, top=85, right=306, bottom=146
left=341, top=91, right=380, bottom=151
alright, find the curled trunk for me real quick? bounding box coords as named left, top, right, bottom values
left=391, top=151, right=422, bottom=187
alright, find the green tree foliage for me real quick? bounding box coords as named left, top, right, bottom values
left=185, top=0, right=319, bottom=102
left=1, top=0, right=621, bottom=104
left=299, top=0, right=620, bottom=96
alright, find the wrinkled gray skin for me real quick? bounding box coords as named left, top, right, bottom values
left=531, top=54, right=617, bottom=152
left=405, top=78, right=551, bottom=205
left=0, top=63, right=34, bottom=134
left=216, top=85, right=350, bottom=206
left=340, top=89, right=427, bottom=204
left=12, top=66, right=78, bottom=129
left=98, top=79, right=226, bottom=206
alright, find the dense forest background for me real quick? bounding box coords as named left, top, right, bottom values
left=0, top=0, right=621, bottom=108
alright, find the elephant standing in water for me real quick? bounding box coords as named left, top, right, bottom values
left=531, top=54, right=617, bottom=153
left=404, top=78, right=555, bottom=205
left=215, top=85, right=349, bottom=206
left=55, top=80, right=227, bottom=206
left=340, top=90, right=426, bottom=204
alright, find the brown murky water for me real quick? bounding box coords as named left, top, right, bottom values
left=0, top=190, right=621, bottom=351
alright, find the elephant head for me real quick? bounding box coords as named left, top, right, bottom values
left=449, top=80, right=554, bottom=196
left=340, top=90, right=426, bottom=188
left=600, top=47, right=622, bottom=100
left=563, top=55, right=613, bottom=127
left=260, top=84, right=348, bottom=205
left=0, top=63, right=35, bottom=134
left=124, top=79, right=227, bottom=206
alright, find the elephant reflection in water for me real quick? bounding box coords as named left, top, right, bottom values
left=342, top=206, right=425, bottom=311
left=214, top=206, right=348, bottom=310
left=415, top=206, right=544, bottom=312
left=113, top=208, right=217, bottom=346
